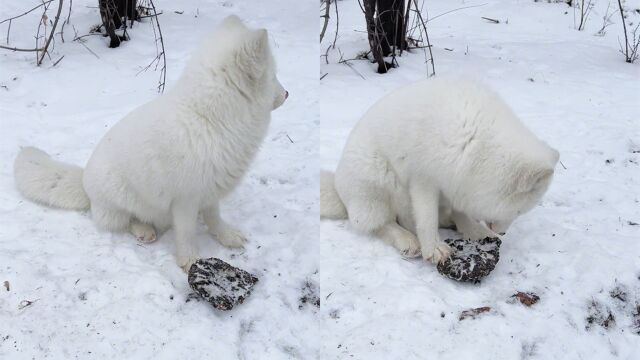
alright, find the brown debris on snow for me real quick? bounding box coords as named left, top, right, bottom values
left=511, top=292, right=540, bottom=307
left=459, top=306, right=491, bottom=321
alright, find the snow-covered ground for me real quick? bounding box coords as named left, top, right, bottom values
left=321, top=1, right=640, bottom=359
left=2, top=0, right=639, bottom=358
left=0, top=0, right=318, bottom=359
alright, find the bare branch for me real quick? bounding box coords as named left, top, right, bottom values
left=481, top=16, right=500, bottom=24
left=141, top=0, right=167, bottom=92
left=426, top=3, right=488, bottom=23
left=320, top=0, right=330, bottom=43
left=0, top=0, right=54, bottom=25
left=38, top=0, right=65, bottom=66
left=0, top=45, right=44, bottom=52
left=411, top=0, right=436, bottom=76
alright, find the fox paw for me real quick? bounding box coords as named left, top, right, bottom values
left=130, top=222, right=157, bottom=243
left=395, top=233, right=422, bottom=258
left=422, top=241, right=451, bottom=264
left=213, top=226, right=246, bottom=248
left=177, top=255, right=198, bottom=273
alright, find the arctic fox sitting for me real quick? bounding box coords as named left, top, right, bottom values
left=14, top=16, right=288, bottom=271
left=321, top=77, right=559, bottom=264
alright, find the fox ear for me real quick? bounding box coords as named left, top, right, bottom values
left=237, top=29, right=270, bottom=81
left=547, top=147, right=560, bottom=167
left=516, top=167, right=554, bottom=194
left=221, top=15, right=247, bottom=31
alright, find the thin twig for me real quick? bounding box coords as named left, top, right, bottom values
left=617, top=0, right=630, bottom=61
left=332, top=0, right=339, bottom=49
left=146, top=0, right=167, bottom=92
left=0, top=1, right=54, bottom=25
left=427, top=3, right=488, bottom=23
left=344, top=61, right=366, bottom=80
left=0, top=45, right=44, bottom=52
left=138, top=11, right=163, bottom=20
left=412, top=0, right=435, bottom=76
left=77, top=39, right=99, bottom=58
left=73, top=33, right=101, bottom=41
left=52, top=54, right=64, bottom=66
left=35, top=0, right=53, bottom=64
left=38, top=0, right=64, bottom=66
left=481, top=16, right=500, bottom=24
left=66, top=0, right=72, bottom=24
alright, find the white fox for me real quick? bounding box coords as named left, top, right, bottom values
left=321, top=77, right=559, bottom=264
left=14, top=16, right=288, bottom=271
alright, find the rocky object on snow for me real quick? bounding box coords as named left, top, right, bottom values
left=510, top=291, right=540, bottom=307
left=459, top=306, right=492, bottom=321
left=437, top=237, right=501, bottom=282
left=188, top=258, right=258, bottom=311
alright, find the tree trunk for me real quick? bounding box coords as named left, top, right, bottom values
left=364, top=0, right=389, bottom=73
left=376, top=0, right=407, bottom=56
left=363, top=0, right=407, bottom=73
left=99, top=0, right=138, bottom=48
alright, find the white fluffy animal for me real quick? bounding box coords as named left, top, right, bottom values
left=321, top=77, right=559, bottom=264
left=14, top=16, right=287, bottom=271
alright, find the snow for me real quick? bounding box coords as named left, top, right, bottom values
left=321, top=1, right=640, bottom=359
left=1, top=0, right=639, bottom=358
left=0, top=0, right=318, bottom=359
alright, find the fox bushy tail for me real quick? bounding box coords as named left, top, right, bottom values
left=320, top=170, right=347, bottom=219
left=14, top=147, right=90, bottom=210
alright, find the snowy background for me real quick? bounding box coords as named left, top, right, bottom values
left=0, top=0, right=318, bottom=359
left=321, top=1, right=640, bottom=359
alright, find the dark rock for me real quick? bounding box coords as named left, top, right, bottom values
left=188, top=258, right=258, bottom=310
left=437, top=237, right=501, bottom=282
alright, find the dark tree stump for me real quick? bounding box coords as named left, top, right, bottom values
left=363, top=0, right=407, bottom=73
left=376, top=0, right=407, bottom=56
left=98, top=0, right=139, bottom=48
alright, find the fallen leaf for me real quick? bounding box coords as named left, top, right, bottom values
left=459, top=306, right=491, bottom=321
left=511, top=292, right=540, bottom=306
left=3, top=281, right=8, bottom=292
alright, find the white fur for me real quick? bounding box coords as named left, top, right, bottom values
left=14, top=147, right=90, bottom=210
left=321, top=77, right=559, bottom=264
left=13, top=16, right=287, bottom=271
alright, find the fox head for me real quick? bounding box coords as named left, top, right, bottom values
left=452, top=128, right=560, bottom=234
left=218, top=15, right=288, bottom=111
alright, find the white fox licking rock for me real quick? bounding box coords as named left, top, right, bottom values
left=14, top=15, right=288, bottom=272
left=321, top=77, right=559, bottom=264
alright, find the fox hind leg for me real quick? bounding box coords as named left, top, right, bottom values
left=91, top=203, right=130, bottom=232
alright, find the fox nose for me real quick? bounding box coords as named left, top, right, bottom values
left=284, top=90, right=289, bottom=99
